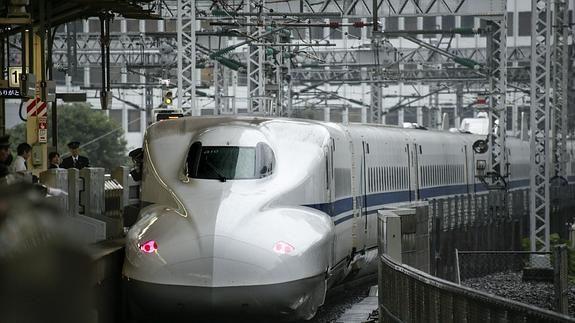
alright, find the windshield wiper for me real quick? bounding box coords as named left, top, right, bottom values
left=205, top=161, right=227, bottom=182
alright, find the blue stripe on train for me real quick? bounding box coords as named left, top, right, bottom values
left=305, top=179, right=536, bottom=225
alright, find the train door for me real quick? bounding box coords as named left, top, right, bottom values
left=361, top=141, right=369, bottom=249
left=407, top=143, right=420, bottom=201
left=324, top=139, right=335, bottom=216
left=464, top=145, right=471, bottom=194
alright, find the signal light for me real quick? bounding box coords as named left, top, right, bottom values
left=139, top=240, right=158, bottom=253
left=163, top=91, right=173, bottom=105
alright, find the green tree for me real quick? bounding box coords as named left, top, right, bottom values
left=7, top=103, right=128, bottom=171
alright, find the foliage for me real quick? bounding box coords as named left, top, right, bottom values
left=522, top=233, right=575, bottom=282
left=7, top=103, right=127, bottom=171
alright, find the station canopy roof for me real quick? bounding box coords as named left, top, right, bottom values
left=1, top=0, right=160, bottom=34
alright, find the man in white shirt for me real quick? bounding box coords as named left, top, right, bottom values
left=12, top=143, right=31, bottom=173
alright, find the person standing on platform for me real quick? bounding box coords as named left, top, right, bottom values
left=12, top=143, right=31, bottom=173
left=61, top=141, right=90, bottom=170
left=48, top=152, right=61, bottom=169
left=0, top=135, right=12, bottom=178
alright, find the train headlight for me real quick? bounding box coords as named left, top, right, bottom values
left=273, top=241, right=295, bottom=255
left=139, top=240, right=158, bottom=254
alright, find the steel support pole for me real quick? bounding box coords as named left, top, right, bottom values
left=530, top=0, right=552, bottom=252
left=213, top=20, right=229, bottom=115
left=485, top=15, right=508, bottom=189
left=213, top=61, right=228, bottom=115
left=551, top=0, right=569, bottom=178
left=370, top=81, right=382, bottom=124
left=246, top=0, right=266, bottom=113
left=177, top=0, right=198, bottom=115
left=455, top=84, right=463, bottom=129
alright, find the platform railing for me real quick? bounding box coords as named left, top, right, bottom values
left=378, top=210, right=575, bottom=323
left=378, top=252, right=575, bottom=323
left=38, top=166, right=137, bottom=243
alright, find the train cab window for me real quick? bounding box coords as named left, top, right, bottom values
left=186, top=141, right=275, bottom=180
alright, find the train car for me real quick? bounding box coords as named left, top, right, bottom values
left=123, top=116, right=575, bottom=320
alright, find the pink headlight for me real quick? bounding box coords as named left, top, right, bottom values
left=273, top=241, right=295, bottom=254
left=139, top=240, right=158, bottom=254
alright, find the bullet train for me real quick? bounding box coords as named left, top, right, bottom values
left=123, top=116, right=575, bottom=320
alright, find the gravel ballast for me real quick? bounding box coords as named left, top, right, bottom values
left=463, top=271, right=575, bottom=317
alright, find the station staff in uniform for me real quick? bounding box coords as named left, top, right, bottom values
left=61, top=141, right=90, bottom=170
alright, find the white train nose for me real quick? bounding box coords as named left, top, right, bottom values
left=164, top=235, right=290, bottom=287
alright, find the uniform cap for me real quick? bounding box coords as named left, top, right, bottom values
left=67, top=141, right=81, bottom=149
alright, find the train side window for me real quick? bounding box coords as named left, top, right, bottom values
left=380, top=167, right=383, bottom=191
left=442, top=165, right=446, bottom=185
left=384, top=167, right=388, bottom=191
left=256, top=142, right=275, bottom=179
left=402, top=167, right=406, bottom=189
left=368, top=168, right=371, bottom=192
left=376, top=167, right=379, bottom=191
left=375, top=168, right=378, bottom=192
left=382, top=167, right=385, bottom=191
left=378, top=167, right=380, bottom=191
left=372, top=167, right=375, bottom=192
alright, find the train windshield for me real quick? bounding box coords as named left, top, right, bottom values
left=186, top=142, right=275, bottom=180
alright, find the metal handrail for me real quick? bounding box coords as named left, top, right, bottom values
left=379, top=253, right=575, bottom=322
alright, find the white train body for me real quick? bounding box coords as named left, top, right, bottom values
left=123, top=116, right=575, bottom=320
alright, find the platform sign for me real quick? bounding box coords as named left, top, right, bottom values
left=38, top=116, right=47, bottom=143
left=0, top=87, right=22, bottom=98
left=8, top=67, right=22, bottom=88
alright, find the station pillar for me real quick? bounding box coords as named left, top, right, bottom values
left=24, top=32, right=48, bottom=174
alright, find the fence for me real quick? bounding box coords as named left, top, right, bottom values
left=378, top=253, right=575, bottom=323
left=455, top=250, right=552, bottom=282
left=378, top=211, right=575, bottom=323
left=428, top=186, right=575, bottom=281
left=429, top=190, right=524, bottom=280
left=38, top=166, right=136, bottom=242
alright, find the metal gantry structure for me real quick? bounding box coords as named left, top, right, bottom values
left=246, top=0, right=267, bottom=114
left=381, top=0, right=509, bottom=189
left=551, top=0, right=569, bottom=179
left=177, top=0, right=198, bottom=115
left=20, top=0, right=572, bottom=252
left=530, top=0, right=553, bottom=253
left=528, top=0, right=570, bottom=253
left=485, top=16, right=508, bottom=189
